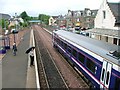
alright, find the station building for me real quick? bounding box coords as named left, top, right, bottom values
left=86, top=0, right=120, bottom=46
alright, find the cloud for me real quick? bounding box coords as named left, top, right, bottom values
left=0, top=0, right=119, bottom=16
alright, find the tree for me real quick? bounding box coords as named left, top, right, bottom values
left=38, top=14, right=50, bottom=25
left=20, top=11, right=29, bottom=21
left=0, top=19, right=9, bottom=29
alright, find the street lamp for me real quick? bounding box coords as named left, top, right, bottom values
left=11, top=29, right=18, bottom=43
left=12, top=13, right=19, bottom=43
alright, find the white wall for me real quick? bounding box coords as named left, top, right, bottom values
left=49, top=17, right=53, bottom=25
left=94, top=0, right=116, bottom=29
left=108, top=36, right=113, bottom=44
left=49, top=17, right=56, bottom=26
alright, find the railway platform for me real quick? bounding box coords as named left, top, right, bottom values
left=1, top=29, right=37, bottom=89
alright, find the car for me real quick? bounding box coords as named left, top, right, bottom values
left=80, top=31, right=89, bottom=36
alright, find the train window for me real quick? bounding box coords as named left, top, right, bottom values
left=115, top=77, right=120, bottom=90
left=86, top=58, right=96, bottom=73
left=78, top=53, right=85, bottom=64
left=68, top=46, right=71, bottom=53
left=56, top=38, right=59, bottom=43
left=60, top=41, right=63, bottom=46
left=64, top=43, right=67, bottom=49
left=57, top=39, right=60, bottom=44
left=61, top=41, right=63, bottom=46
left=54, top=37, right=56, bottom=41
left=72, top=49, right=77, bottom=58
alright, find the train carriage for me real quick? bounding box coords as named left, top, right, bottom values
left=52, top=30, right=120, bottom=89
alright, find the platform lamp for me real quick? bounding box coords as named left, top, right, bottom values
left=11, top=29, right=18, bottom=43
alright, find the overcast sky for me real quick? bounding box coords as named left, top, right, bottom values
left=0, top=0, right=119, bottom=17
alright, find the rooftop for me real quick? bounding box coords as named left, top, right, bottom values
left=86, top=28, right=120, bottom=38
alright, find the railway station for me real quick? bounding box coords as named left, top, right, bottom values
left=0, top=0, right=120, bottom=89
left=1, top=24, right=120, bottom=89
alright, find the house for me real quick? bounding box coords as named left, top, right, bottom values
left=94, top=0, right=120, bottom=29
left=57, top=15, right=67, bottom=28
left=8, top=16, right=24, bottom=30
left=49, top=16, right=58, bottom=26
left=87, top=0, right=120, bottom=46
left=65, top=9, right=98, bottom=29
left=0, top=13, right=11, bottom=20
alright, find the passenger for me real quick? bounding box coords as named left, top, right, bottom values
left=12, top=43, right=17, bottom=56
left=29, top=48, right=34, bottom=67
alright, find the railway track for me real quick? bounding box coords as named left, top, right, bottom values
left=34, top=29, right=68, bottom=89
left=33, top=25, right=89, bottom=89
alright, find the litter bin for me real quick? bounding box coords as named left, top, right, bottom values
left=5, top=36, right=10, bottom=49
left=0, top=46, right=6, bottom=54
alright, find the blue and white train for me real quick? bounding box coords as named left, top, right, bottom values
left=52, top=30, right=120, bottom=89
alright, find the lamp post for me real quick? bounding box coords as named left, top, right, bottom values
left=12, top=29, right=18, bottom=43
left=13, top=13, right=17, bottom=43
left=13, top=32, right=16, bottom=43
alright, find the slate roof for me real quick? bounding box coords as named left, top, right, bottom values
left=108, top=2, right=120, bottom=23
left=52, top=16, right=59, bottom=19
left=71, top=9, right=98, bottom=17
left=0, top=13, right=11, bottom=19
left=86, top=28, right=120, bottom=38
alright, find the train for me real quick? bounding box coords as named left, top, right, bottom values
left=52, top=30, right=120, bottom=89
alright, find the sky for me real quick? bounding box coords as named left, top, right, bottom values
left=0, top=0, right=119, bottom=17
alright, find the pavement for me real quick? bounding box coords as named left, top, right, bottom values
left=0, top=29, right=36, bottom=89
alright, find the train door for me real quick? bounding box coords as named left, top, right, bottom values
left=100, top=60, right=112, bottom=89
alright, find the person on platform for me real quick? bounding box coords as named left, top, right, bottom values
left=12, top=43, right=17, bottom=56
left=29, top=48, right=34, bottom=67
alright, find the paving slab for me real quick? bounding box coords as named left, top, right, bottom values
left=2, top=30, right=31, bottom=88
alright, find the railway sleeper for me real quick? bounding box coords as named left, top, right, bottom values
left=73, top=67, right=93, bottom=88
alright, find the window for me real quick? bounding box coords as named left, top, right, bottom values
left=78, top=53, right=85, bottom=64
left=87, top=10, right=91, bottom=16
left=86, top=58, right=96, bottom=73
left=103, top=11, right=106, bottom=19
left=72, top=49, right=77, bottom=58
left=106, top=37, right=108, bottom=42
left=68, top=46, right=71, bottom=53
left=86, top=18, right=90, bottom=22
left=60, top=41, right=63, bottom=46
left=81, top=12, right=83, bottom=16
left=54, top=37, right=57, bottom=42
left=113, top=38, right=117, bottom=45
left=64, top=43, right=67, bottom=50
left=56, top=38, right=59, bottom=44
left=99, top=35, right=102, bottom=40
left=115, top=78, right=120, bottom=90
left=50, top=19, right=52, bottom=21
left=118, top=39, right=120, bottom=46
